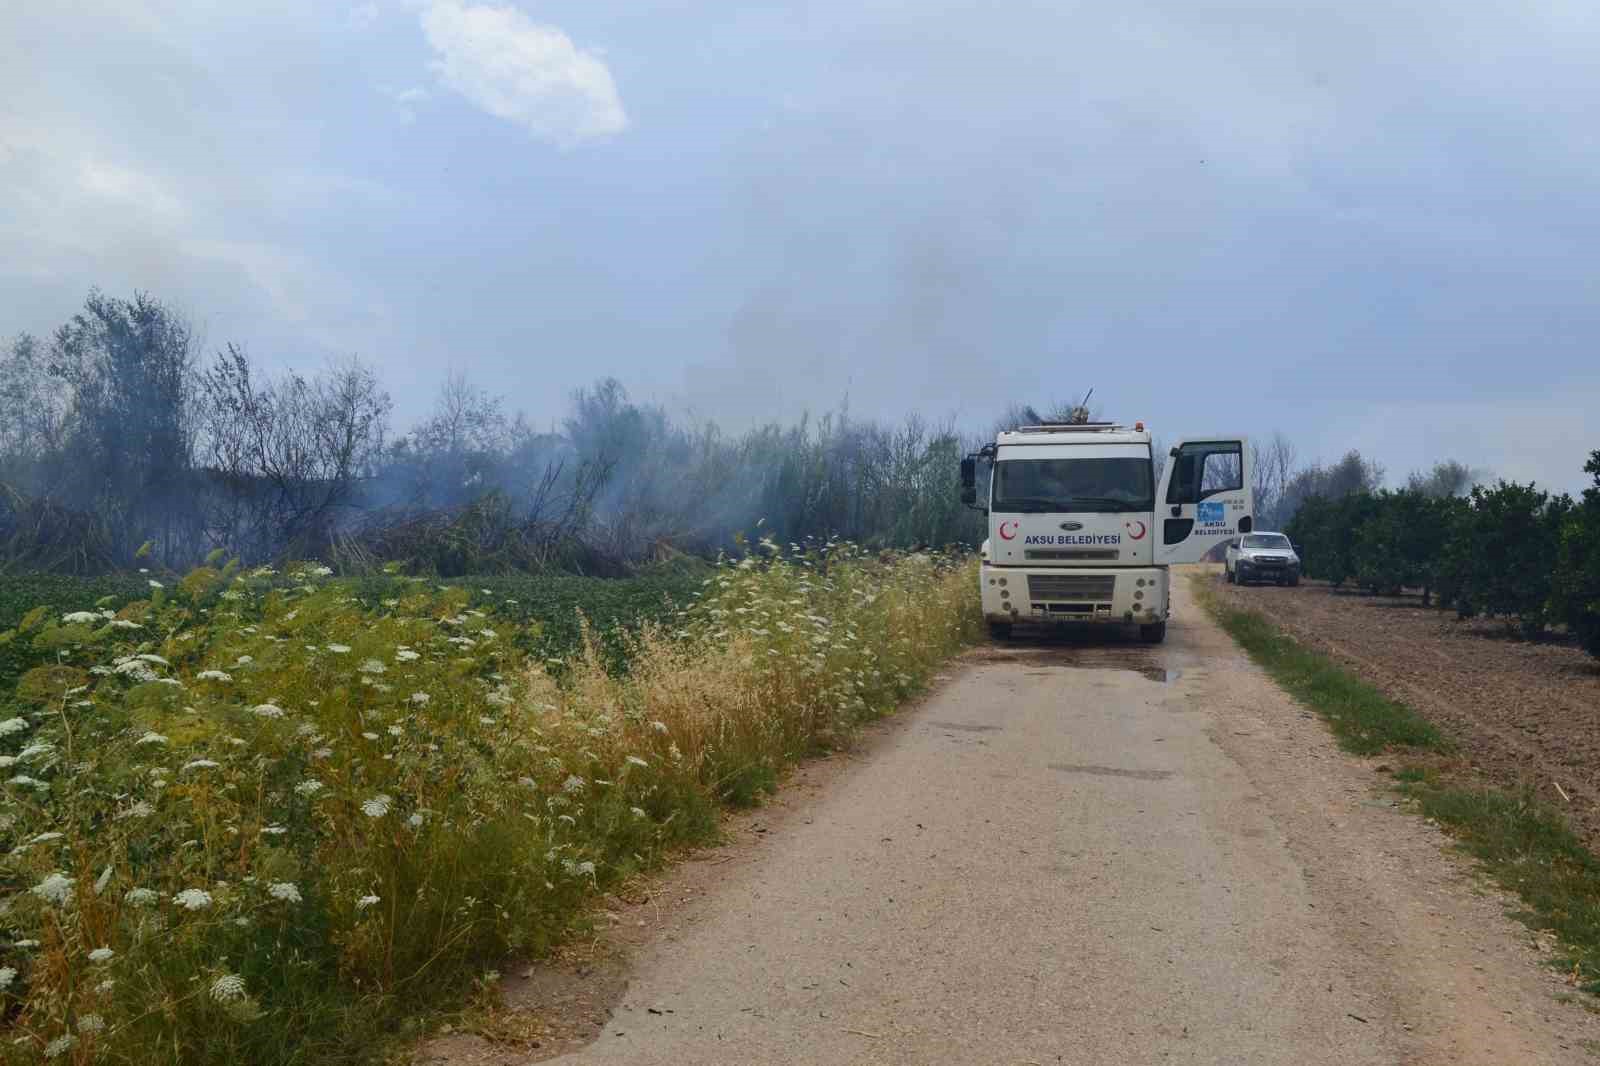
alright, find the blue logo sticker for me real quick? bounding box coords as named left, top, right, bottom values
left=1197, top=501, right=1225, bottom=525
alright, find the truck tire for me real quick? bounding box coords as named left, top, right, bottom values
left=1289, top=574, right=1300, bottom=587
left=1227, top=565, right=1236, bottom=585
left=1138, top=621, right=1167, bottom=644
left=988, top=621, right=1012, bottom=641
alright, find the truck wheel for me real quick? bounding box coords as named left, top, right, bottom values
left=1227, top=566, right=1236, bottom=585
left=1289, top=574, right=1300, bottom=587
left=988, top=622, right=1012, bottom=641
left=1138, top=621, right=1167, bottom=644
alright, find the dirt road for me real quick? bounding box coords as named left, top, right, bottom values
left=473, top=574, right=1599, bottom=1065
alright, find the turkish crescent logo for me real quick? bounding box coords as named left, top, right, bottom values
left=998, top=521, right=1019, bottom=540
left=1125, top=520, right=1147, bottom=540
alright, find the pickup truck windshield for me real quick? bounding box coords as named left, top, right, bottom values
left=1242, top=534, right=1290, bottom=549
left=992, top=458, right=1153, bottom=513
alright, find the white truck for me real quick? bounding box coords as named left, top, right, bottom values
left=961, top=422, right=1253, bottom=643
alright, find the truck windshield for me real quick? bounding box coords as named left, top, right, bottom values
left=992, top=458, right=1153, bottom=513
left=1242, top=534, right=1290, bottom=549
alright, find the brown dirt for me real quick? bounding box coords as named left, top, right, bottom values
left=1210, top=567, right=1600, bottom=848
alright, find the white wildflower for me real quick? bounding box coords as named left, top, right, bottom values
left=182, top=759, right=220, bottom=772
left=407, top=812, right=425, bottom=828
left=173, top=888, right=213, bottom=910
left=8, top=775, right=46, bottom=790
left=109, top=619, right=142, bottom=630
left=251, top=703, right=286, bottom=719
left=148, top=579, right=164, bottom=589
left=311, top=746, right=333, bottom=760
left=13, top=940, right=38, bottom=949
left=31, top=872, right=74, bottom=905
left=395, top=649, right=420, bottom=662
left=118, top=800, right=156, bottom=819
left=311, top=565, right=333, bottom=577
left=135, top=732, right=167, bottom=745
left=267, top=882, right=302, bottom=903
left=359, top=659, right=386, bottom=675
left=87, top=947, right=114, bottom=963
left=361, top=794, right=392, bottom=818
left=196, top=670, right=233, bottom=682
left=0, top=756, right=13, bottom=769
left=631, top=806, right=647, bottom=818
left=93, top=866, right=112, bottom=895
left=409, top=691, right=431, bottom=705
left=355, top=894, right=380, bottom=910
left=234, top=655, right=253, bottom=666
left=209, top=972, right=246, bottom=1003
left=135, top=653, right=168, bottom=666
left=260, top=824, right=288, bottom=836
left=18, top=743, right=53, bottom=761
left=0, top=967, right=13, bottom=990
left=387, top=725, right=403, bottom=736
left=61, top=611, right=99, bottom=625
left=562, top=774, right=586, bottom=794
left=624, top=755, right=649, bottom=769
left=44, top=1035, right=77, bottom=1058
left=361, top=731, right=380, bottom=740
left=123, top=887, right=158, bottom=906
left=294, top=779, right=324, bottom=796
left=326, top=644, right=351, bottom=654
left=77, top=1014, right=105, bottom=1033
left=651, top=720, right=669, bottom=734
left=0, top=717, right=30, bottom=737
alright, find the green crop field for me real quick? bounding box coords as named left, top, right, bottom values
left=0, top=564, right=710, bottom=692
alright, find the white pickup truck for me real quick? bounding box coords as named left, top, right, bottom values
left=1224, top=533, right=1301, bottom=586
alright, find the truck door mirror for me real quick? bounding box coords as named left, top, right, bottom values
left=959, top=458, right=977, bottom=506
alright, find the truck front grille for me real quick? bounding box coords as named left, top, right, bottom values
left=1027, top=574, right=1116, bottom=602
left=1025, top=549, right=1119, bottom=561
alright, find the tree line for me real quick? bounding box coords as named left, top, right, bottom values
left=1284, top=452, right=1600, bottom=657
left=1, top=290, right=1005, bottom=575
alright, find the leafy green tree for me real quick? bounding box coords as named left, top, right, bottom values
left=1553, top=451, right=1600, bottom=658
left=1452, top=481, right=1573, bottom=637
left=1354, top=490, right=1449, bottom=598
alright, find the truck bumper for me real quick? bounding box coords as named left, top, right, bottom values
left=979, top=565, right=1169, bottom=627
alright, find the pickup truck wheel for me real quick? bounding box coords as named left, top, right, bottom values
left=988, top=622, right=1012, bottom=641
left=1226, top=565, right=1236, bottom=584
left=1288, top=574, right=1300, bottom=587
left=1139, top=621, right=1168, bottom=644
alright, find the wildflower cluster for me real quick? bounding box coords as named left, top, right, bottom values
left=0, top=548, right=978, bottom=1065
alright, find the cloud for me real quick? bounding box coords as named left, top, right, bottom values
left=418, top=1, right=627, bottom=145
left=348, top=2, right=379, bottom=29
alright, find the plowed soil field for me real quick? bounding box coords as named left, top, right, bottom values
left=1211, top=569, right=1600, bottom=849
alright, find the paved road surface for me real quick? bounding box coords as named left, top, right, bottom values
left=531, top=574, right=1596, bottom=1065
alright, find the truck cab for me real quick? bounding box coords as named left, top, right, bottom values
left=962, top=423, right=1252, bottom=643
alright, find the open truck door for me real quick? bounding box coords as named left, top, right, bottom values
left=1154, top=437, right=1253, bottom=565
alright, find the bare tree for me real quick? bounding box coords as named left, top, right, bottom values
left=1251, top=432, right=1299, bottom=529
left=200, top=348, right=391, bottom=560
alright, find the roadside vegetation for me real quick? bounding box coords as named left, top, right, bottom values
left=1191, top=579, right=1444, bottom=755
left=1285, top=450, right=1600, bottom=656
left=0, top=544, right=980, bottom=1065
left=1193, top=574, right=1600, bottom=994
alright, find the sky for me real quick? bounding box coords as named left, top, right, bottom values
left=2, top=0, right=1597, bottom=492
